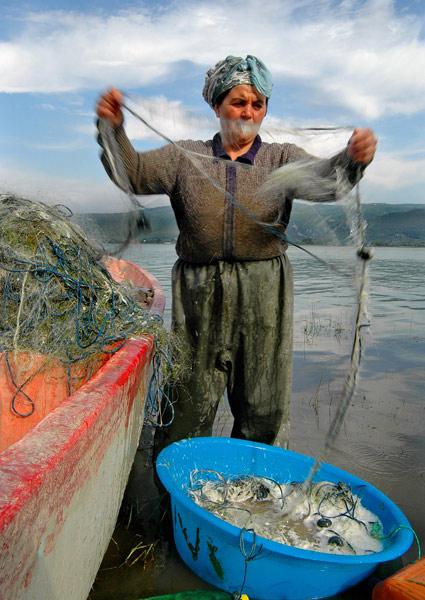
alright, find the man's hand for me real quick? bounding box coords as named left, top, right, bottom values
left=96, top=87, right=124, bottom=128
left=348, top=128, right=377, bottom=165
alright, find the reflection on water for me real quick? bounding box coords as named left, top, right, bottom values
left=120, top=243, right=176, bottom=326
left=121, top=243, right=425, bottom=336
left=91, top=244, right=425, bottom=598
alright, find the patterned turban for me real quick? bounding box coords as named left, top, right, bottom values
left=202, top=55, right=273, bottom=108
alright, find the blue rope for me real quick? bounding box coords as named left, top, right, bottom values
left=234, top=528, right=263, bottom=599
left=0, top=195, right=170, bottom=417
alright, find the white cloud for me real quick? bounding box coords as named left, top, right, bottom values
left=261, top=115, right=353, bottom=156
left=0, top=1, right=425, bottom=118
left=124, top=95, right=217, bottom=142
left=366, top=151, right=425, bottom=190
left=37, top=102, right=57, bottom=111
left=0, top=162, right=164, bottom=213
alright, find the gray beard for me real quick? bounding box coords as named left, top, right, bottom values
left=219, top=118, right=261, bottom=147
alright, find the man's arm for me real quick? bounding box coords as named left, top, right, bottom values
left=278, top=128, right=377, bottom=203
left=96, top=88, right=181, bottom=196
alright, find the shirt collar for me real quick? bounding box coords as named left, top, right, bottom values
left=212, top=132, right=262, bottom=165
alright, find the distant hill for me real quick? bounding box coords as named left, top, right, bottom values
left=72, top=203, right=425, bottom=247
left=72, top=206, right=178, bottom=244
left=287, top=203, right=425, bottom=246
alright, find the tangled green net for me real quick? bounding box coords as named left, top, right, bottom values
left=0, top=194, right=183, bottom=419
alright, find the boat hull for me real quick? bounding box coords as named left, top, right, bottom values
left=0, top=258, right=164, bottom=600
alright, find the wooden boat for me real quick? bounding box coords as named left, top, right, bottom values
left=0, top=257, right=165, bottom=600
left=372, top=557, right=425, bottom=599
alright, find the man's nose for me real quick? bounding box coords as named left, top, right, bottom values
left=241, top=105, right=254, bottom=119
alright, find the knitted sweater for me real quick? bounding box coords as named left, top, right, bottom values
left=98, top=126, right=359, bottom=264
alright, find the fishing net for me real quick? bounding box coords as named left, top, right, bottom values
left=189, top=470, right=383, bottom=556
left=0, top=194, right=183, bottom=446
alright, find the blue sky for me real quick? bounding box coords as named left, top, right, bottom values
left=1, top=0, right=425, bottom=213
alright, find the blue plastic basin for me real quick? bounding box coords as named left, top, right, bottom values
left=156, top=437, right=413, bottom=600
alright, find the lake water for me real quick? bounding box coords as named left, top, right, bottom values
left=90, top=244, right=425, bottom=599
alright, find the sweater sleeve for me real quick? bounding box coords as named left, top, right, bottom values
left=97, top=122, right=181, bottom=196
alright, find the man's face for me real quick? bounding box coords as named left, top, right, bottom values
left=214, top=84, right=267, bottom=146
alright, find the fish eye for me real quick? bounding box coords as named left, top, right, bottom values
left=328, top=535, right=344, bottom=546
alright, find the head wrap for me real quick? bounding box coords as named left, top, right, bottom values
left=202, top=55, right=273, bottom=108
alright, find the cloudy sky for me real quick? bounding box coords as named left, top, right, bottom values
left=1, top=0, right=424, bottom=212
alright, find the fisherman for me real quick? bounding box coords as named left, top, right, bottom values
left=96, top=55, right=377, bottom=453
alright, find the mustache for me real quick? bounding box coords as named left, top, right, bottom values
left=219, top=118, right=261, bottom=142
